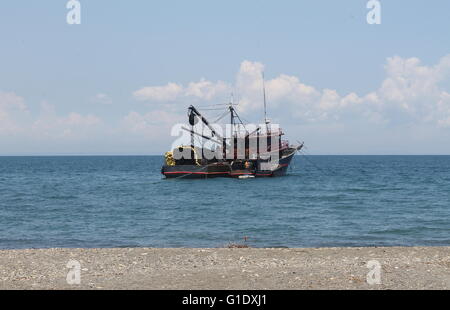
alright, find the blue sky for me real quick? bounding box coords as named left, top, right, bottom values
left=1, top=0, right=450, bottom=155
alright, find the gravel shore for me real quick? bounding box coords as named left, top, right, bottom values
left=0, top=247, right=449, bottom=290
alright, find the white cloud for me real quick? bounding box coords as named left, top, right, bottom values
left=92, top=93, right=112, bottom=105
left=65, top=112, right=101, bottom=127
left=0, top=91, right=28, bottom=135
left=0, top=91, right=27, bottom=111
left=31, top=102, right=103, bottom=139
left=133, top=79, right=230, bottom=103
left=122, top=110, right=182, bottom=134
left=235, top=57, right=449, bottom=125
left=185, top=79, right=230, bottom=101
left=2, top=55, right=450, bottom=154
left=267, top=74, right=318, bottom=103
left=437, top=91, right=450, bottom=128
left=234, top=62, right=319, bottom=114
left=130, top=56, right=450, bottom=129
left=235, top=61, right=365, bottom=122
left=0, top=98, right=102, bottom=140
left=133, top=83, right=183, bottom=102
left=379, top=56, right=439, bottom=109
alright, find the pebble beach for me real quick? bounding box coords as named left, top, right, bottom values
left=0, top=247, right=449, bottom=290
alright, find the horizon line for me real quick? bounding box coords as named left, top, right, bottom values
left=1, top=154, right=450, bottom=157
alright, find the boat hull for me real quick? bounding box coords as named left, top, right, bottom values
left=162, top=149, right=297, bottom=179
left=255, top=149, right=295, bottom=177
left=161, top=164, right=230, bottom=179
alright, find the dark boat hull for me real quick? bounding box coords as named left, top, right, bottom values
left=161, top=163, right=230, bottom=179
left=162, top=149, right=297, bottom=179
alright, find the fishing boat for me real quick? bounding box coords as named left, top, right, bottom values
left=161, top=77, right=303, bottom=179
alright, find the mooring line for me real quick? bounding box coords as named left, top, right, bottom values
left=169, top=162, right=230, bottom=180
left=298, top=148, right=333, bottom=177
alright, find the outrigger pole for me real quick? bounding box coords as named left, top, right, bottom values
left=188, top=105, right=227, bottom=158
left=188, top=105, right=224, bottom=141
left=181, top=126, right=223, bottom=145
left=188, top=104, right=252, bottom=160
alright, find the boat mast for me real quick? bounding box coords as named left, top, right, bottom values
left=262, top=72, right=269, bottom=133
left=229, top=99, right=236, bottom=139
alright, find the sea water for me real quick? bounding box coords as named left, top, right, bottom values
left=0, top=155, right=449, bottom=249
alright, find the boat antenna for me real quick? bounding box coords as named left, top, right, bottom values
left=262, top=72, right=269, bottom=133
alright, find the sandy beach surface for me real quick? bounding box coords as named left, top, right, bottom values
left=0, top=247, right=449, bottom=290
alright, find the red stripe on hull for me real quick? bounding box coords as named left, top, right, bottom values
left=163, top=171, right=229, bottom=175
